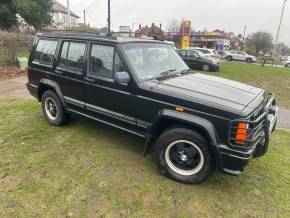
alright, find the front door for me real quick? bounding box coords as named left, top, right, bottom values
left=84, top=43, right=138, bottom=131
left=186, top=50, right=200, bottom=69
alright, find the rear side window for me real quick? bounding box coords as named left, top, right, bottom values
left=200, top=49, right=210, bottom=54
left=33, top=39, right=58, bottom=65
left=60, top=41, right=86, bottom=69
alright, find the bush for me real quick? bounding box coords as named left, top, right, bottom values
left=0, top=30, right=33, bottom=49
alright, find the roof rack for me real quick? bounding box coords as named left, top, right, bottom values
left=40, top=30, right=118, bottom=40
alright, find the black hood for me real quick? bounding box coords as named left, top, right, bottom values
left=151, top=73, right=264, bottom=112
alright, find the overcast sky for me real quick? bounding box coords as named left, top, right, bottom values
left=58, top=0, right=290, bottom=46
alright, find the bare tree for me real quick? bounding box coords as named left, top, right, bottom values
left=246, top=31, right=273, bottom=56
left=167, top=19, right=181, bottom=32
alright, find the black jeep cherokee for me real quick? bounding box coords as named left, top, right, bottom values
left=27, top=32, right=278, bottom=184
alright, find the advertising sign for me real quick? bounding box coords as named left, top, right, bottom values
left=181, top=21, right=191, bottom=49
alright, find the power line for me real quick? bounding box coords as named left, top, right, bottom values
left=274, top=0, right=288, bottom=54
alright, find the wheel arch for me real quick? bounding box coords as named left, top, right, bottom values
left=144, top=109, right=219, bottom=156
left=38, top=78, right=67, bottom=110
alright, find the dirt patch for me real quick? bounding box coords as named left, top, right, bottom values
left=1, top=175, right=22, bottom=190
left=0, top=66, right=27, bottom=81
left=31, top=171, right=42, bottom=181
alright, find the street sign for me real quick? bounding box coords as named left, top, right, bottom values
left=181, top=20, right=191, bottom=49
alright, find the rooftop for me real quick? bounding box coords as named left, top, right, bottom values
left=53, top=0, right=80, bottom=18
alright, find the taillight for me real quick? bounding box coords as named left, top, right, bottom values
left=235, top=122, right=248, bottom=145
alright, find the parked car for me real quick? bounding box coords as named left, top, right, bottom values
left=284, top=60, right=290, bottom=68
left=189, top=47, right=221, bottom=60
left=225, top=51, right=257, bottom=63
left=177, top=49, right=220, bottom=72
left=27, top=32, right=278, bottom=184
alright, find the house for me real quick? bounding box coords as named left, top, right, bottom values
left=52, top=0, right=80, bottom=28
left=135, top=23, right=164, bottom=40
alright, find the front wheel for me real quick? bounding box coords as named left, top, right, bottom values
left=202, top=64, right=210, bottom=72
left=226, top=56, right=233, bottom=61
left=153, top=128, right=214, bottom=184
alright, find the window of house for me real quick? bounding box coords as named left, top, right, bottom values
left=33, top=39, right=58, bottom=65
left=60, top=41, right=86, bottom=70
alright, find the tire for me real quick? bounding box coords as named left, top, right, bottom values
left=286, top=63, right=290, bottom=68
left=246, top=58, right=252, bottom=63
left=202, top=64, right=210, bottom=72
left=41, top=90, right=70, bottom=126
left=153, top=127, right=213, bottom=184
left=226, top=56, right=233, bottom=61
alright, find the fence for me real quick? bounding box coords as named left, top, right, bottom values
left=0, top=47, right=30, bottom=66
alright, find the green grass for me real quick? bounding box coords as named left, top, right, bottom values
left=208, top=62, right=290, bottom=108
left=0, top=100, right=290, bottom=218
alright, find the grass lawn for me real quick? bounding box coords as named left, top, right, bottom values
left=207, top=62, right=290, bottom=108
left=0, top=100, right=289, bottom=218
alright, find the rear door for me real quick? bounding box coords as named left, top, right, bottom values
left=84, top=42, right=138, bottom=131
left=236, top=51, right=246, bottom=61
left=54, top=40, right=87, bottom=111
left=29, top=37, right=59, bottom=86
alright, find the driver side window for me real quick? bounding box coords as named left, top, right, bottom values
left=90, top=44, right=124, bottom=78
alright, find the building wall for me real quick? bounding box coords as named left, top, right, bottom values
left=53, top=12, right=79, bottom=28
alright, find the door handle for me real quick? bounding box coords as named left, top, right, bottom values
left=85, top=77, right=96, bottom=83
left=55, top=70, right=64, bottom=74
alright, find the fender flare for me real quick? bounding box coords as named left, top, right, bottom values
left=39, top=78, right=68, bottom=110
left=144, top=109, right=219, bottom=155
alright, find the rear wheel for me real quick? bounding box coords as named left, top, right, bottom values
left=41, top=90, right=70, bottom=126
left=226, top=56, right=233, bottom=61
left=153, top=128, right=213, bottom=184
left=246, top=58, right=253, bottom=63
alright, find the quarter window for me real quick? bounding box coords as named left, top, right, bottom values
left=34, top=39, right=58, bottom=65
left=60, top=41, right=86, bottom=69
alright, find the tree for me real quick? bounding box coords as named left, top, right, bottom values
left=246, top=31, right=273, bottom=56
left=15, top=0, right=53, bottom=30
left=0, top=2, right=17, bottom=29
left=167, top=19, right=181, bottom=32
left=276, top=43, right=290, bottom=56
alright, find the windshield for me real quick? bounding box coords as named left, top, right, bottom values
left=122, top=43, right=188, bottom=80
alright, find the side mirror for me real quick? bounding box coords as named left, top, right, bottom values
left=114, top=71, right=131, bottom=85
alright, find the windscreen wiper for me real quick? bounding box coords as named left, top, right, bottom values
left=159, top=69, right=177, bottom=76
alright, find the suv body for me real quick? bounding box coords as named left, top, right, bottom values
left=177, top=49, right=220, bottom=72
left=189, top=47, right=221, bottom=60
left=27, top=32, right=278, bottom=184
left=225, top=51, right=257, bottom=63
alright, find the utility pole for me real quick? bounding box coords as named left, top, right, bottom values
left=107, top=0, right=111, bottom=34
left=241, top=25, right=247, bottom=51
left=67, top=0, right=71, bottom=28
left=274, top=0, right=288, bottom=55
left=83, top=10, right=86, bottom=26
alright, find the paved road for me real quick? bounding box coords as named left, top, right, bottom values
left=0, top=76, right=289, bottom=129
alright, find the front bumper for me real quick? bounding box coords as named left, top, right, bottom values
left=214, top=94, right=278, bottom=175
